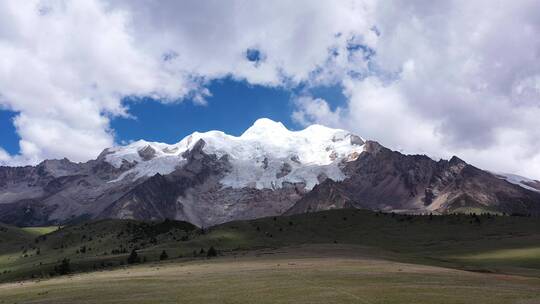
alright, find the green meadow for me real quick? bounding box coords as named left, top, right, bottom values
left=0, top=209, right=539, bottom=303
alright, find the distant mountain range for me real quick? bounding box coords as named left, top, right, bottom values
left=1, top=118, right=539, bottom=227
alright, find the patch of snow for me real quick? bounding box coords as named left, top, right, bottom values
left=105, top=118, right=365, bottom=190
left=495, top=172, right=540, bottom=192
left=109, top=156, right=186, bottom=183
left=105, top=140, right=177, bottom=168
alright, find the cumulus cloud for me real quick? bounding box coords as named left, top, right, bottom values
left=294, top=0, right=540, bottom=179
left=292, top=96, right=343, bottom=127
left=0, top=0, right=375, bottom=164
left=1, top=0, right=539, bottom=179
left=0, top=0, right=196, bottom=163
left=0, top=147, right=10, bottom=163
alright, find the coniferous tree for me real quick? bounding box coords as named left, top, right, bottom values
left=159, top=250, right=168, bottom=260
left=127, top=249, right=140, bottom=264
left=207, top=246, right=217, bottom=257
left=54, top=258, right=71, bottom=275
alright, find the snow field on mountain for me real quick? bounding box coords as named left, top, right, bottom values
left=105, top=118, right=365, bottom=189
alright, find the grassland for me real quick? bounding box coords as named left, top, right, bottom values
left=20, top=226, right=60, bottom=237
left=0, top=209, right=539, bottom=303
left=0, top=245, right=539, bottom=304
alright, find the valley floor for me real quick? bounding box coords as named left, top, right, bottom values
left=1, top=244, right=539, bottom=304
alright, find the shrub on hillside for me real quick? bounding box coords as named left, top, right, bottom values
left=54, top=258, right=71, bottom=275
left=207, top=246, right=217, bottom=257
left=127, top=249, right=140, bottom=264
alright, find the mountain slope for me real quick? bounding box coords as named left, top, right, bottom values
left=0, top=119, right=364, bottom=226
left=288, top=141, right=540, bottom=215
left=1, top=209, right=540, bottom=284
left=0, top=118, right=539, bottom=227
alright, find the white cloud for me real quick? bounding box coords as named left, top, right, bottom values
left=295, top=0, right=540, bottom=179
left=0, top=0, right=375, bottom=164
left=0, top=0, right=196, bottom=163
left=1, top=0, right=539, bottom=180
left=0, top=147, right=10, bottom=163
left=110, top=0, right=378, bottom=86
left=292, top=96, right=343, bottom=128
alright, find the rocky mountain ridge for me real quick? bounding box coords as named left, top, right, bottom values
left=0, top=118, right=539, bottom=226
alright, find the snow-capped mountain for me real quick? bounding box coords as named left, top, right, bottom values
left=104, top=118, right=365, bottom=189
left=0, top=118, right=539, bottom=227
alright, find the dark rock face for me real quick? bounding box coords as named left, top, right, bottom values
left=99, top=139, right=304, bottom=227
left=287, top=141, right=540, bottom=216
left=276, top=163, right=292, bottom=178
left=100, top=140, right=229, bottom=222
left=138, top=145, right=157, bottom=161
left=349, top=134, right=365, bottom=146
left=0, top=139, right=304, bottom=227
left=0, top=199, right=57, bottom=227
left=286, top=180, right=353, bottom=215
left=0, top=154, right=137, bottom=226
left=0, top=140, right=539, bottom=227
left=523, top=180, right=540, bottom=191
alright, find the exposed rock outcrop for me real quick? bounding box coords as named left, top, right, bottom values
left=287, top=142, right=540, bottom=216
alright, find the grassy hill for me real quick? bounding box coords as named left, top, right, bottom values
left=0, top=209, right=539, bottom=303
left=1, top=209, right=539, bottom=283
left=0, top=223, right=36, bottom=245
left=0, top=219, right=197, bottom=282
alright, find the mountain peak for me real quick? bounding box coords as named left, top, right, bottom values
left=99, top=118, right=368, bottom=190
left=241, top=118, right=288, bottom=138
left=449, top=155, right=466, bottom=166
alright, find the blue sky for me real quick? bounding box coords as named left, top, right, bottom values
left=1, top=79, right=346, bottom=154
left=113, top=79, right=347, bottom=144
left=0, top=110, right=19, bottom=155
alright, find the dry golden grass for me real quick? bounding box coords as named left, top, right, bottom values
left=1, top=244, right=539, bottom=304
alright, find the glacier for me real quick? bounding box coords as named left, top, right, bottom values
left=105, top=118, right=365, bottom=190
